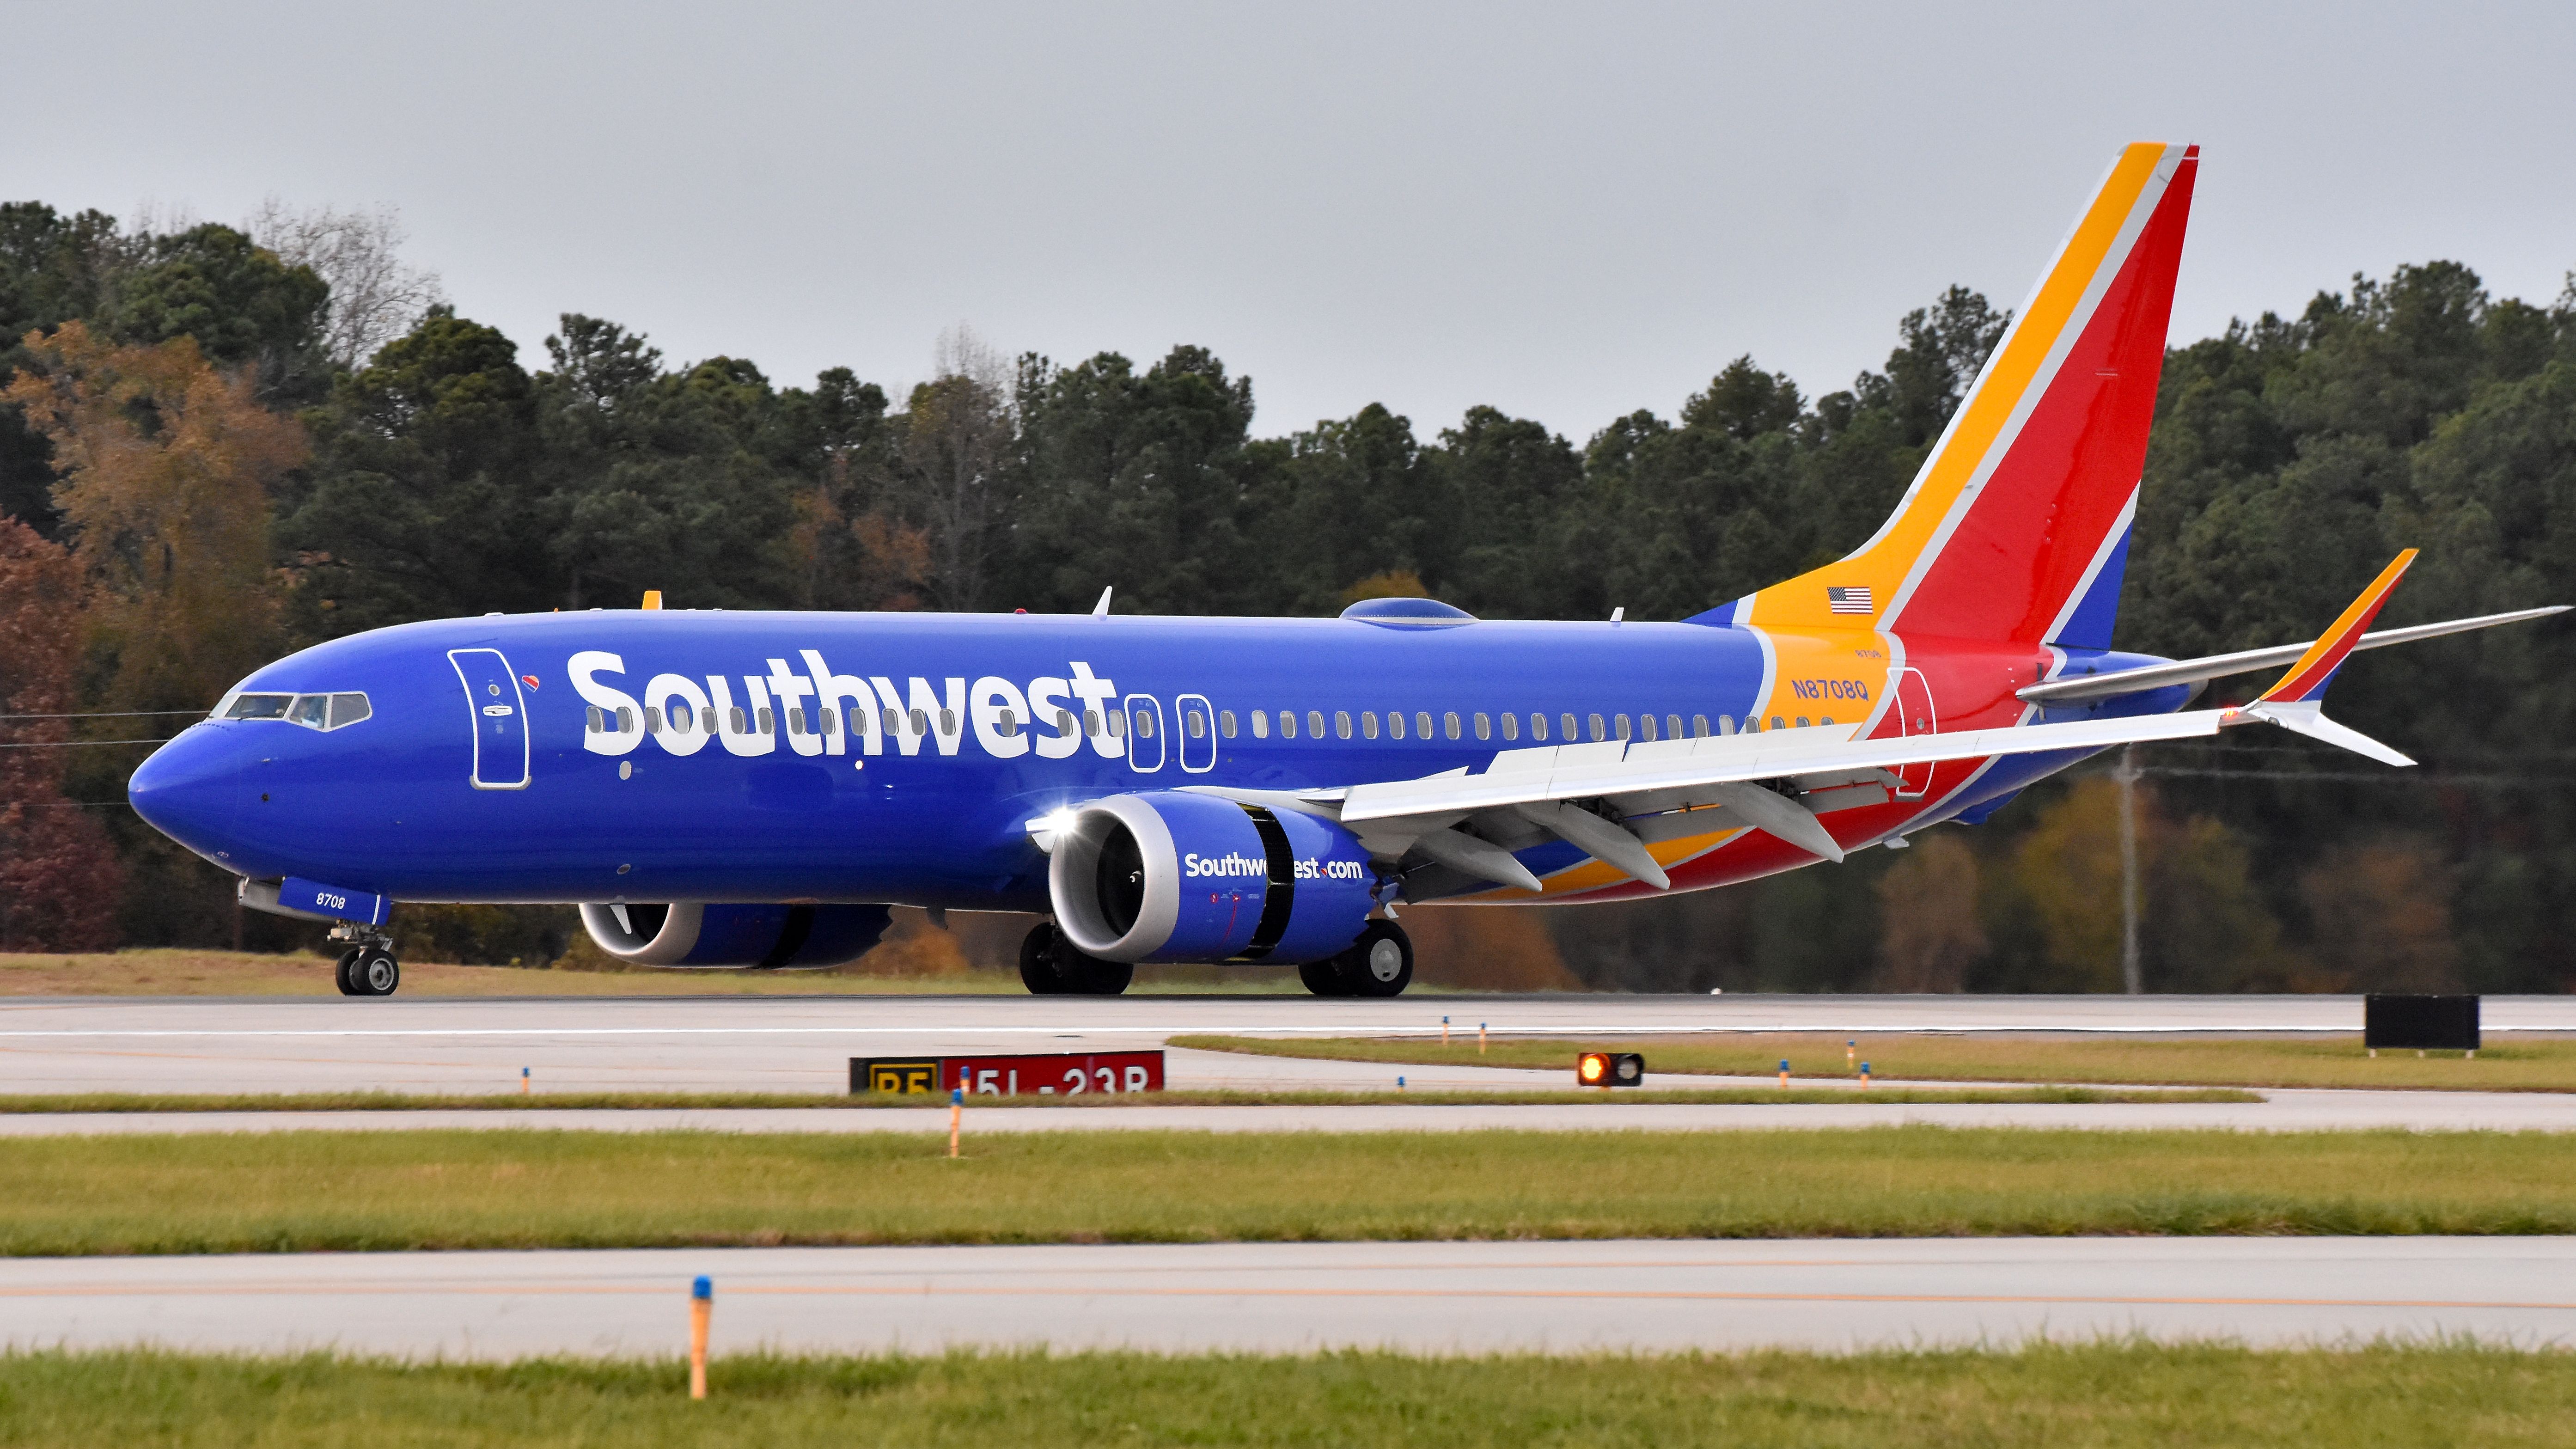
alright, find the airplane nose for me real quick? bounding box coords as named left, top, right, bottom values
left=127, top=725, right=247, bottom=860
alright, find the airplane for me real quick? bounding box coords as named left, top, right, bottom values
left=127, top=142, right=2564, bottom=998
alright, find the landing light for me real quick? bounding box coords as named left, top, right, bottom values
left=1026, top=807, right=1079, bottom=855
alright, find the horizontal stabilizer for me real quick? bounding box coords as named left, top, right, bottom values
left=2017, top=605, right=2570, bottom=704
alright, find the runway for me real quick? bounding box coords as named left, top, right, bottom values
left=6, top=1238, right=2569, bottom=1357
left=3, top=993, right=2570, bottom=1098
left=5, top=1080, right=2576, bottom=1135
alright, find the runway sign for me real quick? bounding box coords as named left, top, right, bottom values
left=851, top=1052, right=1165, bottom=1096
left=2365, top=994, right=2479, bottom=1051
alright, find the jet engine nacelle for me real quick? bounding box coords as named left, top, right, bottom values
left=1048, top=790, right=1378, bottom=964
left=576, top=902, right=893, bottom=969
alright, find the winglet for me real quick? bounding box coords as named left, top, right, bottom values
left=2247, top=550, right=2417, bottom=705
left=2225, top=550, right=2420, bottom=766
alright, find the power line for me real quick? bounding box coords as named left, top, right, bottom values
left=0, top=709, right=206, bottom=721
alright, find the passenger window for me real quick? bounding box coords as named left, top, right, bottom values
left=1107, top=711, right=1124, bottom=739
left=731, top=707, right=749, bottom=734
left=1771, top=716, right=1786, bottom=730
left=788, top=707, right=805, bottom=736
left=999, top=709, right=1018, bottom=738
left=818, top=708, right=835, bottom=734
left=1501, top=713, right=1518, bottom=741
left=1796, top=716, right=1810, bottom=728
left=619, top=706, right=637, bottom=733
left=755, top=707, right=772, bottom=733
left=1251, top=710, right=1268, bottom=739
left=1334, top=711, right=1352, bottom=740
left=1280, top=710, right=1297, bottom=740
left=645, top=706, right=664, bottom=734
left=910, top=708, right=930, bottom=736
left=1694, top=714, right=1710, bottom=737
left=1613, top=714, right=1630, bottom=741
left=1361, top=711, right=1379, bottom=740
left=940, top=708, right=958, bottom=736
left=586, top=706, right=605, bottom=734
left=1667, top=714, right=1683, bottom=739
left=1561, top=713, right=1578, bottom=740
left=665, top=702, right=692, bottom=733
left=289, top=694, right=329, bottom=729
left=1444, top=711, right=1460, bottom=740
left=1388, top=711, right=1405, bottom=740
left=1186, top=709, right=1205, bottom=739
left=1135, top=712, right=1153, bottom=739
left=1219, top=710, right=1236, bottom=739
left=1306, top=710, right=1324, bottom=738
left=1530, top=713, right=1548, bottom=741
left=1474, top=712, right=1490, bottom=741
left=225, top=692, right=294, bottom=721
left=1084, top=709, right=1100, bottom=737
left=328, top=693, right=371, bottom=729
left=1638, top=714, right=1655, bottom=741
left=1717, top=715, right=1733, bottom=735
left=1588, top=713, right=1605, bottom=742
left=1820, top=716, right=1833, bottom=727
left=1415, top=711, right=1433, bottom=739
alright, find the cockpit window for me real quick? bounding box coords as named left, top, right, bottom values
left=220, top=691, right=372, bottom=730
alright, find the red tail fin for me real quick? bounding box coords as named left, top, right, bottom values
left=1724, top=143, right=2198, bottom=647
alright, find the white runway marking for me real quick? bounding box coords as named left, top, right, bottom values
left=7, top=1238, right=2570, bottom=1357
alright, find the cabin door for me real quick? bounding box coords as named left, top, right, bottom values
left=1889, top=666, right=1935, bottom=799
left=449, top=648, right=531, bottom=789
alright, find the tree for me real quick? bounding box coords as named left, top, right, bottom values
left=2, top=322, right=303, bottom=714
left=1873, top=833, right=1985, bottom=991
left=248, top=199, right=446, bottom=373
left=109, top=223, right=329, bottom=401
left=0, top=519, right=122, bottom=950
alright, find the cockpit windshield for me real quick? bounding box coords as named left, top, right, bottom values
left=217, top=691, right=372, bottom=731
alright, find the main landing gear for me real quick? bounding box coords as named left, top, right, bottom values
left=330, top=926, right=401, bottom=997
left=1298, top=919, right=1414, bottom=998
left=1019, top=922, right=1135, bottom=996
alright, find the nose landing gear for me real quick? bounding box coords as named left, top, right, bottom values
left=329, top=926, right=401, bottom=997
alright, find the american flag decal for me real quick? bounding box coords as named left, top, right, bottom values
left=1825, top=586, right=1874, bottom=615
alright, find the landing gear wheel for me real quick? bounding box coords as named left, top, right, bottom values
left=1343, top=920, right=1414, bottom=998
left=1298, top=920, right=1414, bottom=998
left=333, top=949, right=363, bottom=996
left=349, top=948, right=400, bottom=997
left=1297, top=958, right=1351, bottom=997
left=1018, top=923, right=1133, bottom=997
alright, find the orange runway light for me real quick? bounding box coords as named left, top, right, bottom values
left=1577, top=1052, right=1644, bottom=1088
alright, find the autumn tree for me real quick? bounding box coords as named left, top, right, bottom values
left=0, top=519, right=122, bottom=949
left=3, top=321, right=305, bottom=714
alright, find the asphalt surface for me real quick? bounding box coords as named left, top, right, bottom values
left=4, top=1079, right=2575, bottom=1135
left=7, top=1238, right=2569, bottom=1357
left=4, top=992, right=2570, bottom=1097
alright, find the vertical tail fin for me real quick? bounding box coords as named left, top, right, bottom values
left=1721, top=143, right=2199, bottom=645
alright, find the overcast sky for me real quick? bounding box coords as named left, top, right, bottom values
left=18, top=1, right=2573, bottom=440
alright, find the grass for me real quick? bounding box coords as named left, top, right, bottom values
left=3, top=1343, right=2574, bottom=1447
left=3, top=1127, right=2572, bottom=1255
left=0, top=1085, right=2257, bottom=1113
left=1175, top=1031, right=2576, bottom=1092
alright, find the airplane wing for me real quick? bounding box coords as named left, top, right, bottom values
left=1190, top=553, right=2561, bottom=894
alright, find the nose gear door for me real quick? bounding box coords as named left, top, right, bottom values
left=449, top=648, right=531, bottom=789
